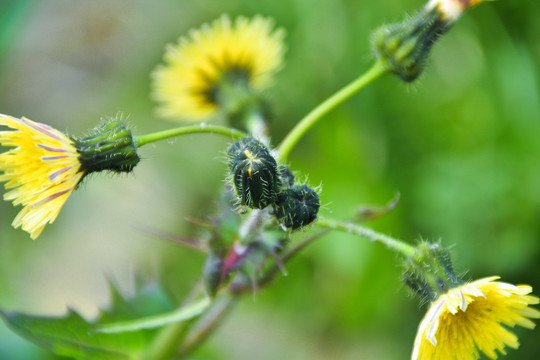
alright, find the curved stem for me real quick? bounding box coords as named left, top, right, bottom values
left=278, top=61, right=388, bottom=162
left=135, top=124, right=247, bottom=148
left=316, top=217, right=415, bottom=257
left=176, top=292, right=240, bottom=358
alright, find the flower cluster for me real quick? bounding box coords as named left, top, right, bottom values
left=227, top=137, right=320, bottom=230
left=0, top=4, right=538, bottom=360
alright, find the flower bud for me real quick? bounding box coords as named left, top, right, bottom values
left=403, top=241, right=463, bottom=301
left=227, top=137, right=265, bottom=170
left=73, top=119, right=140, bottom=176
left=372, top=0, right=485, bottom=82
left=230, top=143, right=280, bottom=209
left=277, top=165, right=295, bottom=188
left=273, top=184, right=320, bottom=230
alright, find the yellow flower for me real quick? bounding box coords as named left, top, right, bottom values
left=0, top=114, right=84, bottom=239
left=412, top=276, right=540, bottom=360
left=152, top=15, right=285, bottom=120
left=427, top=0, right=487, bottom=22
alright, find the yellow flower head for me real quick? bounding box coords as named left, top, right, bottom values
left=0, top=115, right=84, bottom=239
left=152, top=15, right=285, bottom=120
left=427, top=0, right=487, bottom=22
left=412, top=276, right=540, bottom=360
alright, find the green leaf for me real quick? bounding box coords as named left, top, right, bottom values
left=0, top=279, right=179, bottom=360
left=1, top=309, right=148, bottom=360
left=96, top=297, right=210, bottom=333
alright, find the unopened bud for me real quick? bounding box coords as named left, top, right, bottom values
left=273, top=184, right=320, bottom=230
left=403, top=241, right=463, bottom=301
left=74, top=119, right=140, bottom=176
left=228, top=139, right=280, bottom=209
left=372, top=0, right=486, bottom=82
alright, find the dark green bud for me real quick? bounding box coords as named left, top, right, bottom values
left=273, top=184, right=319, bottom=230
left=231, top=144, right=280, bottom=209
left=372, top=7, right=451, bottom=82
left=278, top=165, right=295, bottom=188
left=403, top=241, right=463, bottom=302
left=227, top=137, right=265, bottom=170
left=73, top=119, right=140, bottom=175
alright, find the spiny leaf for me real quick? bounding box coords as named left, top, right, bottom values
left=0, top=278, right=179, bottom=360
left=1, top=309, right=148, bottom=360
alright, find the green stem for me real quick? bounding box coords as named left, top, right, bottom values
left=135, top=124, right=247, bottom=148
left=143, top=318, right=194, bottom=360
left=316, top=217, right=415, bottom=257
left=278, top=60, right=388, bottom=162
left=176, top=292, right=240, bottom=358
left=142, top=282, right=206, bottom=360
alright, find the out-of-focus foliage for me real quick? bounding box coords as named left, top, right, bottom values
left=0, top=0, right=538, bottom=359
left=1, top=280, right=176, bottom=360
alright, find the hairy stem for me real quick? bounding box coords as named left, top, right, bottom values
left=316, top=217, right=415, bottom=257
left=135, top=124, right=247, bottom=147
left=278, top=60, right=388, bottom=162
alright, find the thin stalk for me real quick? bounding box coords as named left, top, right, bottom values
left=316, top=217, right=415, bottom=257
left=176, top=293, right=240, bottom=358
left=143, top=318, right=195, bottom=360
left=142, top=282, right=205, bottom=360
left=135, top=124, right=247, bottom=148
left=278, top=60, right=388, bottom=162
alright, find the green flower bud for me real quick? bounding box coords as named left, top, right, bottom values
left=277, top=165, right=295, bottom=188
left=230, top=143, right=280, bottom=209
left=372, top=0, right=486, bottom=82
left=73, top=119, right=140, bottom=176
left=372, top=7, right=450, bottom=82
left=227, top=137, right=265, bottom=170
left=273, top=184, right=320, bottom=230
left=403, top=241, right=463, bottom=301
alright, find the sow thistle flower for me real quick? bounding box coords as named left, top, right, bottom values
left=152, top=15, right=285, bottom=121
left=0, top=114, right=140, bottom=239
left=372, top=0, right=487, bottom=81
left=412, top=276, right=540, bottom=360
left=405, top=242, right=540, bottom=360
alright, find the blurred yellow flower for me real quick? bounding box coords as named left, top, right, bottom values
left=0, top=115, right=84, bottom=239
left=427, top=0, right=487, bottom=21
left=152, top=15, right=285, bottom=120
left=412, top=276, right=540, bottom=360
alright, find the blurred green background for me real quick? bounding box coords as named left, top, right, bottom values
left=0, top=0, right=539, bottom=359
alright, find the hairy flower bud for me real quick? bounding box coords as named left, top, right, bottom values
left=372, top=0, right=485, bottom=82
left=403, top=241, right=462, bottom=301
left=230, top=142, right=280, bottom=209
left=273, top=184, right=319, bottom=230
left=73, top=119, right=140, bottom=176
left=227, top=137, right=265, bottom=170
left=277, top=165, right=295, bottom=188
